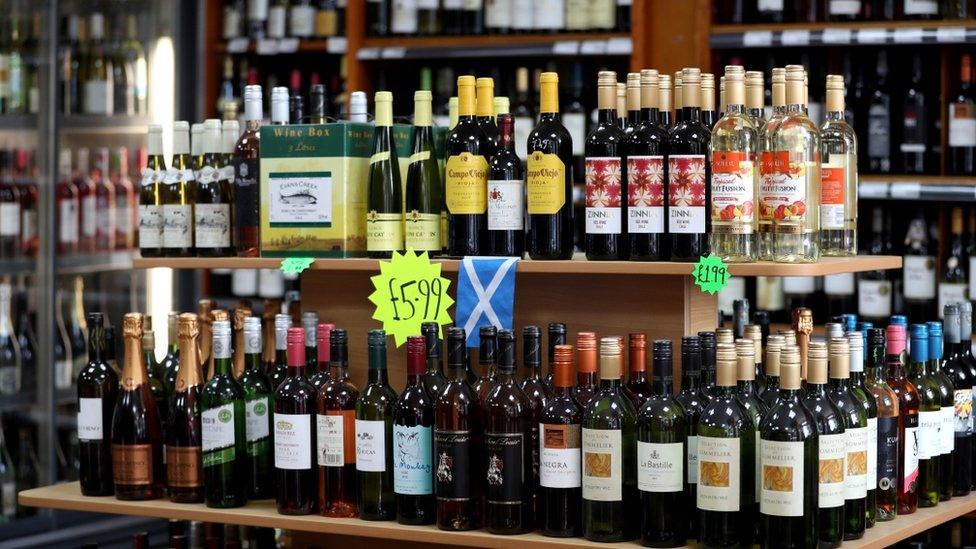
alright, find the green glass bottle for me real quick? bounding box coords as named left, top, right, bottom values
left=160, top=312, right=180, bottom=394
left=405, top=90, right=442, bottom=255
left=270, top=313, right=292, bottom=393
left=826, top=337, right=868, bottom=540
left=200, top=320, right=247, bottom=508
left=240, top=316, right=273, bottom=499
left=142, top=328, right=167, bottom=442
left=846, top=330, right=879, bottom=527
left=927, top=321, right=955, bottom=502
left=356, top=329, right=398, bottom=520
left=908, top=323, right=941, bottom=509
left=366, top=91, right=404, bottom=259
left=734, top=339, right=765, bottom=544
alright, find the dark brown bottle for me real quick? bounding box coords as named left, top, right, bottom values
left=623, top=333, right=652, bottom=410
left=519, top=325, right=550, bottom=520
left=110, top=313, right=164, bottom=500
left=539, top=344, right=582, bottom=536
left=275, top=327, right=318, bottom=515
left=667, top=68, right=711, bottom=261
left=78, top=312, right=118, bottom=496
left=318, top=328, right=359, bottom=517
left=446, top=75, right=492, bottom=257
left=544, top=322, right=567, bottom=389
left=573, top=332, right=598, bottom=407
left=166, top=313, right=205, bottom=503
left=473, top=325, right=497, bottom=405
left=585, top=71, right=628, bottom=260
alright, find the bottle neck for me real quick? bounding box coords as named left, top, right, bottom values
left=553, top=384, right=572, bottom=398
left=737, top=379, right=756, bottom=395
left=828, top=377, right=850, bottom=391
left=654, top=377, right=672, bottom=395
left=682, top=369, right=700, bottom=390
left=245, top=350, right=262, bottom=372
left=599, top=377, right=621, bottom=391
left=578, top=369, right=596, bottom=386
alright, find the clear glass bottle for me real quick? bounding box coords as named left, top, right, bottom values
left=758, top=68, right=786, bottom=261
left=745, top=71, right=765, bottom=128
left=820, top=74, right=858, bottom=257
left=709, top=66, right=758, bottom=263
left=770, top=65, right=820, bottom=263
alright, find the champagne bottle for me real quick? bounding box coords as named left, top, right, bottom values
left=366, top=91, right=404, bottom=259
left=167, top=313, right=205, bottom=504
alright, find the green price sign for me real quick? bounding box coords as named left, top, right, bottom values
left=280, top=257, right=316, bottom=275
left=368, top=249, right=455, bottom=347
left=693, top=254, right=730, bottom=295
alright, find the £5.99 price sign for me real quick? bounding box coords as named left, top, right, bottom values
left=368, top=249, right=455, bottom=346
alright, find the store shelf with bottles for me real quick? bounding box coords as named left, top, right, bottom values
left=859, top=175, right=976, bottom=201
left=59, top=115, right=153, bottom=135
left=711, top=18, right=976, bottom=48
left=0, top=115, right=39, bottom=131
left=56, top=251, right=137, bottom=276
left=356, top=33, right=632, bottom=60
left=18, top=481, right=976, bottom=549
left=217, top=36, right=348, bottom=55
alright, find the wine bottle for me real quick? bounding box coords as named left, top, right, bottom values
left=393, top=336, right=435, bottom=525
left=942, top=306, right=972, bottom=496
left=847, top=331, right=879, bottom=527
left=138, top=124, right=165, bottom=257
left=940, top=208, right=969, bottom=316
left=539, top=343, right=582, bottom=537
left=526, top=72, right=574, bottom=260
left=300, top=311, right=319, bottom=375
left=627, top=69, right=668, bottom=261
left=162, top=121, right=195, bottom=257
left=927, top=320, right=955, bottom=502
left=757, top=67, right=786, bottom=261
left=406, top=91, right=443, bottom=256
left=584, top=71, right=627, bottom=261
left=667, top=68, right=710, bottom=261
left=240, top=317, right=273, bottom=500
left=421, top=322, right=447, bottom=398
left=826, top=337, right=869, bottom=539
left=907, top=324, right=941, bottom=509
left=356, top=330, right=398, bottom=520
left=160, top=312, right=180, bottom=393
left=700, top=331, right=718, bottom=399
left=78, top=312, right=118, bottom=496
left=701, top=73, right=717, bottom=129
left=366, top=91, right=404, bottom=259
left=901, top=54, right=928, bottom=174
left=0, top=281, right=19, bottom=396
left=949, top=54, right=976, bottom=175
left=270, top=313, right=292, bottom=392
left=111, top=313, right=164, bottom=500
left=435, top=327, right=482, bottom=531
left=518, top=325, right=549, bottom=519
left=710, top=65, right=758, bottom=263
left=274, top=327, right=317, bottom=514
left=201, top=320, right=247, bottom=508
left=418, top=0, right=440, bottom=34
left=759, top=343, right=818, bottom=547
left=473, top=326, right=497, bottom=407
left=623, top=333, right=651, bottom=409
left=141, top=328, right=167, bottom=453
left=56, top=148, right=79, bottom=256
left=867, top=52, right=892, bottom=174
left=446, top=76, right=491, bottom=257
left=545, top=322, right=566, bottom=390
left=638, top=340, right=687, bottom=547
left=110, top=148, right=135, bottom=251
left=886, top=324, right=920, bottom=515
left=486, top=114, right=525, bottom=257
left=475, top=78, right=497, bottom=145
left=820, top=74, right=858, bottom=257
left=866, top=328, right=900, bottom=520
left=581, top=336, right=637, bottom=542
left=233, top=84, right=262, bottom=257
left=734, top=339, right=765, bottom=544
left=195, top=120, right=233, bottom=257
left=674, top=336, right=704, bottom=537
left=483, top=329, right=532, bottom=533
left=759, top=335, right=783, bottom=409
left=310, top=322, right=334, bottom=390
left=573, top=331, right=598, bottom=407
left=745, top=71, right=765, bottom=128
left=167, top=313, right=205, bottom=504
left=698, top=343, right=756, bottom=547
left=956, top=302, right=976, bottom=487
left=318, top=328, right=360, bottom=517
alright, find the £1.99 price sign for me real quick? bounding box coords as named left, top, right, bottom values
left=368, top=249, right=455, bottom=346
left=693, top=254, right=730, bottom=295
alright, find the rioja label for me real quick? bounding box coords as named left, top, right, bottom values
left=584, top=157, right=622, bottom=235
left=627, top=155, right=665, bottom=234
left=487, top=179, right=524, bottom=231
left=77, top=397, right=103, bottom=441
left=760, top=439, right=804, bottom=517
left=710, top=151, right=755, bottom=234
left=668, top=154, right=706, bottom=234
left=819, top=432, right=846, bottom=508
left=637, top=441, right=683, bottom=493
left=274, top=413, right=312, bottom=470
left=582, top=427, right=622, bottom=501
left=540, top=423, right=581, bottom=489
left=446, top=152, right=488, bottom=215
left=845, top=426, right=868, bottom=500
left=355, top=419, right=387, bottom=472
left=485, top=432, right=524, bottom=504
left=434, top=429, right=471, bottom=500
left=526, top=151, right=566, bottom=215
left=697, top=436, right=740, bottom=512
left=202, top=404, right=237, bottom=467
left=393, top=424, right=433, bottom=495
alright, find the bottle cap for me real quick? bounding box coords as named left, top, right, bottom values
left=407, top=335, right=426, bottom=375
left=828, top=337, right=850, bottom=379
left=523, top=325, right=541, bottom=366
left=599, top=336, right=623, bottom=380
left=715, top=343, right=736, bottom=386
left=780, top=345, right=801, bottom=390
left=553, top=344, right=575, bottom=388
left=735, top=339, right=755, bottom=381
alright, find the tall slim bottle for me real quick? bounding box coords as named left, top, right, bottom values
left=201, top=320, right=247, bottom=508
left=927, top=320, right=955, bottom=502
left=421, top=322, right=447, bottom=398
left=162, top=121, right=195, bottom=257
left=886, top=325, right=919, bottom=515
left=240, top=317, right=273, bottom=499
left=627, top=69, right=668, bottom=261
left=357, top=329, right=398, bottom=520
left=406, top=90, right=442, bottom=256
left=908, top=324, right=941, bottom=509
left=394, top=336, right=435, bottom=525
left=270, top=314, right=291, bottom=391
left=526, top=72, right=574, bottom=259
left=848, top=331, right=879, bottom=526
left=674, top=336, right=704, bottom=537
left=274, top=327, right=317, bottom=515
left=584, top=71, right=627, bottom=260
left=486, top=114, right=525, bottom=257
left=367, top=91, right=404, bottom=259
left=446, top=76, right=491, bottom=257
left=167, top=313, right=205, bottom=504
left=318, top=328, right=359, bottom=517
left=539, top=344, right=582, bottom=537
left=820, top=75, right=858, bottom=257
left=78, top=312, right=118, bottom=496
left=803, top=342, right=845, bottom=548
left=758, top=67, right=786, bottom=260
left=623, top=333, right=651, bottom=410
left=826, top=337, right=868, bottom=539
left=138, top=124, right=164, bottom=257
left=573, top=332, right=599, bottom=407
left=111, top=313, right=164, bottom=500
left=518, top=325, right=548, bottom=519
left=866, top=328, right=900, bottom=520
left=667, top=68, right=711, bottom=261
left=942, top=305, right=972, bottom=496
left=233, top=84, right=262, bottom=257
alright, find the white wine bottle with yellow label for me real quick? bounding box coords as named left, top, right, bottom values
left=367, top=91, right=404, bottom=259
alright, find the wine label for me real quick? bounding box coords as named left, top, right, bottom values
left=857, top=279, right=892, bottom=318
left=137, top=204, right=162, bottom=248
left=818, top=432, right=846, bottom=508
left=434, top=429, right=471, bottom=500
left=760, top=439, right=805, bottom=517
left=82, top=195, right=96, bottom=237
left=166, top=445, right=201, bottom=487
left=845, top=426, right=868, bottom=500
left=366, top=211, right=404, bottom=252
left=902, top=416, right=919, bottom=495
left=582, top=427, right=622, bottom=502
left=697, top=436, right=740, bottom=512
left=782, top=276, right=815, bottom=294
left=867, top=416, right=878, bottom=490
left=289, top=4, right=316, bottom=36
left=318, top=410, right=355, bottom=466
left=486, top=431, right=525, bottom=504
left=877, top=416, right=899, bottom=493
left=393, top=424, right=433, bottom=495
left=829, top=0, right=861, bottom=14
left=627, top=155, right=665, bottom=235
left=687, top=435, right=698, bottom=483
left=637, top=441, right=683, bottom=493
left=564, top=0, right=588, bottom=29
left=534, top=0, right=565, bottom=30
left=917, top=410, right=940, bottom=461
left=232, top=157, right=260, bottom=236
left=195, top=203, right=231, bottom=249
left=955, top=389, right=974, bottom=435
left=902, top=255, right=936, bottom=300
left=267, top=5, right=286, bottom=38
left=268, top=173, right=331, bottom=226
left=60, top=199, right=80, bottom=244
left=710, top=151, right=755, bottom=234
left=274, top=413, right=313, bottom=470
left=247, top=0, right=269, bottom=19
left=667, top=154, right=706, bottom=235
left=245, top=397, right=270, bottom=449
left=589, top=0, right=615, bottom=28
left=486, top=0, right=513, bottom=29
left=355, top=419, right=387, bottom=472
left=904, top=0, right=938, bottom=14
left=203, top=404, right=238, bottom=467
left=761, top=151, right=813, bottom=231
left=487, top=179, right=524, bottom=231
left=949, top=103, right=976, bottom=147
left=96, top=194, right=114, bottom=239
left=0, top=203, right=19, bottom=236
left=162, top=204, right=193, bottom=248
left=526, top=151, right=567, bottom=215
left=824, top=272, right=855, bottom=296
left=585, top=157, right=623, bottom=235
left=820, top=157, right=851, bottom=230
left=83, top=79, right=111, bottom=115
left=114, top=444, right=155, bottom=486
left=446, top=152, right=489, bottom=215
left=938, top=283, right=968, bottom=319
left=540, top=423, right=581, bottom=488
left=77, top=397, right=103, bottom=441
left=941, top=405, right=955, bottom=455
left=405, top=212, right=440, bottom=251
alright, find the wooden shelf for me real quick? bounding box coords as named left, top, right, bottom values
left=711, top=19, right=976, bottom=48
left=357, top=33, right=632, bottom=60
left=132, top=254, right=901, bottom=277
left=20, top=481, right=976, bottom=548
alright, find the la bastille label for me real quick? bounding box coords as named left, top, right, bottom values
left=446, top=152, right=488, bottom=215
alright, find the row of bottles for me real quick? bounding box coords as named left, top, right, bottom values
left=223, top=0, right=346, bottom=40
left=0, top=148, right=38, bottom=259
left=714, top=0, right=974, bottom=24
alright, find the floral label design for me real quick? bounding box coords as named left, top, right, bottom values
left=585, top=157, right=622, bottom=235
left=710, top=151, right=755, bottom=234
left=760, top=151, right=812, bottom=228
left=627, top=155, right=665, bottom=234
left=668, top=154, right=706, bottom=235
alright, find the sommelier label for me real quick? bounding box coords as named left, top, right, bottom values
left=526, top=151, right=566, bottom=215
left=446, top=152, right=488, bottom=214
left=818, top=432, right=846, bottom=508
left=584, top=157, right=622, bottom=235
left=77, top=397, right=103, bottom=440
left=540, top=423, right=581, bottom=488
left=710, top=151, right=755, bottom=234
left=845, top=426, right=868, bottom=500
left=582, top=427, right=622, bottom=501
left=202, top=404, right=237, bottom=467
left=878, top=416, right=899, bottom=494
left=942, top=405, right=955, bottom=455
left=274, top=413, right=312, bottom=470
left=918, top=410, right=941, bottom=460
left=195, top=203, right=231, bottom=249
left=867, top=416, right=878, bottom=489
left=820, top=157, right=851, bottom=230
left=486, top=432, right=525, bottom=504
left=627, top=155, right=665, bottom=234
left=760, top=439, right=804, bottom=517
left=393, top=424, right=433, bottom=495
left=697, top=436, right=740, bottom=512
left=245, top=397, right=270, bottom=450
left=162, top=204, right=193, bottom=248
left=668, top=154, right=706, bottom=234
left=487, top=179, right=524, bottom=231
left=637, top=441, right=683, bottom=493
left=434, top=429, right=471, bottom=500
left=355, top=419, right=387, bottom=472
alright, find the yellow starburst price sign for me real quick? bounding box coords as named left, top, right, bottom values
left=368, top=249, right=454, bottom=347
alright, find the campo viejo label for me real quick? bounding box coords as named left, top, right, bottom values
left=445, top=152, right=488, bottom=215
left=526, top=151, right=566, bottom=215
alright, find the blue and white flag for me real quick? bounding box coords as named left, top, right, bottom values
left=456, top=256, right=519, bottom=348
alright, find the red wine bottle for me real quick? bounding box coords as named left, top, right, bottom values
left=518, top=324, right=550, bottom=521
left=394, top=336, right=436, bottom=525
left=318, top=328, right=359, bottom=517
left=667, top=68, right=711, bottom=261
left=275, top=327, right=318, bottom=514
left=446, top=75, right=492, bottom=257
left=623, top=332, right=652, bottom=409
left=585, top=71, right=628, bottom=260
left=78, top=312, right=118, bottom=496
left=539, top=343, right=582, bottom=536
left=487, top=114, right=525, bottom=257
left=544, top=322, right=567, bottom=390
left=627, top=71, right=669, bottom=261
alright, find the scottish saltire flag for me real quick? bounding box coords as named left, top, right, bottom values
left=456, top=256, right=519, bottom=348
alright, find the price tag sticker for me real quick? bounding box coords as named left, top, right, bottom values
left=369, top=249, right=455, bottom=347
left=822, top=28, right=853, bottom=44
left=893, top=28, right=924, bottom=44
left=743, top=30, right=773, bottom=47
left=937, top=26, right=967, bottom=43
left=280, top=257, right=315, bottom=275
left=226, top=38, right=250, bottom=53
left=256, top=39, right=279, bottom=55
left=781, top=30, right=810, bottom=46
left=692, top=254, right=730, bottom=295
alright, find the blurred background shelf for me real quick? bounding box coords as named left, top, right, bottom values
left=711, top=19, right=976, bottom=48
left=357, top=33, right=632, bottom=60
